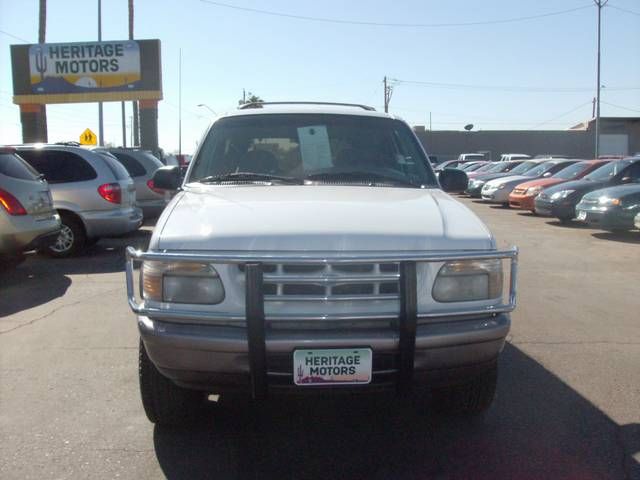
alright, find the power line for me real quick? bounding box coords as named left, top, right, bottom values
left=608, top=4, right=640, bottom=16
left=600, top=101, right=640, bottom=114
left=0, top=29, right=30, bottom=43
left=529, top=101, right=593, bottom=129
left=391, top=78, right=639, bottom=93
left=199, top=1, right=592, bottom=28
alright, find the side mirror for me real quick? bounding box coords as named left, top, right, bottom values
left=152, top=166, right=181, bottom=190
left=620, top=176, right=632, bottom=184
left=439, top=168, right=468, bottom=193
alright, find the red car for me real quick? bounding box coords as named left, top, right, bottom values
left=508, top=160, right=611, bottom=211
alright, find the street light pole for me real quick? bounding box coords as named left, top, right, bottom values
left=197, top=104, right=217, bottom=116
left=98, top=0, right=104, bottom=146
left=594, top=0, right=608, bottom=158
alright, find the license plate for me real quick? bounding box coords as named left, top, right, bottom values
left=577, top=210, right=587, bottom=221
left=293, top=348, right=372, bottom=386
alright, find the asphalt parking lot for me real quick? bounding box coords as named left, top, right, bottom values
left=1, top=198, right=639, bottom=480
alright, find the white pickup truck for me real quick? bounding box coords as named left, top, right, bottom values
left=125, top=102, right=518, bottom=426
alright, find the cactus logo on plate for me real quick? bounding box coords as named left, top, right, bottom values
left=28, top=41, right=141, bottom=94
left=294, top=348, right=372, bottom=386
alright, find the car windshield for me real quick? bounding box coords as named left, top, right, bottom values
left=474, top=162, right=496, bottom=173
left=524, top=161, right=556, bottom=177
left=583, top=159, right=632, bottom=181
left=189, top=114, right=437, bottom=187
left=551, top=161, right=591, bottom=180
left=509, top=161, right=539, bottom=175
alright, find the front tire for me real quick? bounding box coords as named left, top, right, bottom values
left=431, top=365, right=497, bottom=416
left=138, top=339, right=204, bottom=426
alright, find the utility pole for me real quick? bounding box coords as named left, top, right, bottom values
left=594, top=0, right=608, bottom=158
left=429, top=112, right=432, bottom=131
left=37, top=0, right=48, bottom=142
left=129, top=0, right=139, bottom=146
left=121, top=102, right=127, bottom=147
left=383, top=77, right=393, bottom=113
left=97, top=0, right=104, bottom=146
left=178, top=48, right=182, bottom=157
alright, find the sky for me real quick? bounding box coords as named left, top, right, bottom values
left=0, top=0, right=639, bottom=154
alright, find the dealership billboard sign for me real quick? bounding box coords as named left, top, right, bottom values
left=11, top=39, right=162, bottom=104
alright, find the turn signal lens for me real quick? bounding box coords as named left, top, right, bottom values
left=0, top=188, right=27, bottom=215
left=146, top=179, right=165, bottom=195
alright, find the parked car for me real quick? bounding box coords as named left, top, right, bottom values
left=458, top=161, right=486, bottom=172
left=535, top=157, right=640, bottom=222
left=508, top=160, right=610, bottom=211
left=98, top=148, right=167, bottom=219
left=481, top=159, right=578, bottom=206
left=575, top=184, right=640, bottom=231
left=15, top=144, right=143, bottom=257
left=498, top=153, right=530, bottom=162
left=458, top=153, right=486, bottom=162
left=125, top=101, right=518, bottom=426
left=466, top=161, right=500, bottom=177
left=465, top=161, right=534, bottom=197
left=0, top=147, right=60, bottom=267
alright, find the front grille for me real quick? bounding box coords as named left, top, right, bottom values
left=239, top=263, right=401, bottom=301
left=580, top=197, right=599, bottom=206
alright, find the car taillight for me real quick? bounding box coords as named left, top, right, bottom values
left=146, top=179, right=165, bottom=195
left=97, top=183, right=122, bottom=204
left=0, top=188, right=27, bottom=215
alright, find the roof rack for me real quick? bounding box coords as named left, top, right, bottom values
left=238, top=101, right=376, bottom=111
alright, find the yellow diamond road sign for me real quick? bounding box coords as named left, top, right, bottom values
left=79, top=128, right=97, bottom=145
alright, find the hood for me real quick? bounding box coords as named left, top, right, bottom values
left=472, top=171, right=515, bottom=182
left=543, top=178, right=607, bottom=195
left=152, top=185, right=495, bottom=252
left=514, top=177, right=564, bottom=190
left=582, top=183, right=640, bottom=200
left=486, top=175, right=531, bottom=187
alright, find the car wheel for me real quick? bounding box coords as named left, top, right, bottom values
left=431, top=365, right=497, bottom=416
left=558, top=216, right=573, bottom=224
left=47, top=213, right=86, bottom=258
left=138, top=339, right=204, bottom=426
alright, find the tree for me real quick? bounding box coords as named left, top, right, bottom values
left=239, top=91, right=264, bottom=105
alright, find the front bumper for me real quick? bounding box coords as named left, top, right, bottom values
left=575, top=206, right=639, bottom=230
left=481, top=188, right=509, bottom=203
left=126, top=247, right=518, bottom=397
left=509, top=194, right=536, bottom=210
left=534, top=196, right=575, bottom=219
left=82, top=207, right=143, bottom=238
left=465, top=184, right=484, bottom=197
left=139, top=313, right=510, bottom=391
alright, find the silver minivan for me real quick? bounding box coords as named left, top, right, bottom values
left=99, top=148, right=167, bottom=219
left=16, top=145, right=143, bottom=257
left=0, top=147, right=60, bottom=266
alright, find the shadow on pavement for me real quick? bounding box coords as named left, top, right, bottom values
left=592, top=231, right=640, bottom=244
left=0, top=228, right=151, bottom=317
left=152, top=344, right=635, bottom=479
left=546, top=220, right=590, bottom=229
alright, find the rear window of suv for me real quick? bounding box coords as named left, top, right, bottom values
left=0, top=152, right=41, bottom=180
left=18, top=149, right=98, bottom=184
left=110, top=152, right=147, bottom=177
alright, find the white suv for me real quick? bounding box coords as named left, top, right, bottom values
left=125, top=102, right=518, bottom=425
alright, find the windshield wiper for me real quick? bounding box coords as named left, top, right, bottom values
left=195, top=172, right=303, bottom=185
left=305, top=171, right=423, bottom=188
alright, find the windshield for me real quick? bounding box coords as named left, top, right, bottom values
left=474, top=162, right=496, bottom=173
left=524, top=161, right=557, bottom=177
left=583, top=159, right=632, bottom=181
left=509, top=161, right=538, bottom=175
left=189, top=114, right=437, bottom=187
left=551, top=161, right=591, bottom=180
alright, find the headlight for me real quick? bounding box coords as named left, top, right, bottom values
left=142, top=261, right=225, bottom=304
left=550, top=189, right=575, bottom=200
left=598, top=196, right=620, bottom=206
left=432, top=259, right=503, bottom=302
left=526, top=186, right=542, bottom=196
